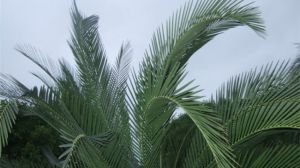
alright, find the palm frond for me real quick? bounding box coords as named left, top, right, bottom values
left=214, top=61, right=300, bottom=147
left=59, top=132, right=114, bottom=168
left=0, top=100, right=18, bottom=157
left=128, top=63, right=237, bottom=167
left=144, top=0, right=265, bottom=72
left=128, top=0, right=265, bottom=167
left=68, top=1, right=111, bottom=101
left=248, top=145, right=300, bottom=167
left=15, top=45, right=60, bottom=86
left=0, top=74, right=29, bottom=99
left=22, top=85, right=125, bottom=168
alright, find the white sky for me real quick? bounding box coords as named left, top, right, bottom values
left=1, top=0, right=300, bottom=97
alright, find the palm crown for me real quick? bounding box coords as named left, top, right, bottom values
left=1, top=0, right=300, bottom=168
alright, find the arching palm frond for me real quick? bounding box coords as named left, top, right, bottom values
left=212, top=61, right=300, bottom=167
left=144, top=0, right=264, bottom=71
left=234, top=129, right=300, bottom=167
left=244, top=145, right=300, bottom=168
left=128, top=0, right=264, bottom=167
left=215, top=61, right=300, bottom=146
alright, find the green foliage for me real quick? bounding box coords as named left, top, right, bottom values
left=0, top=0, right=299, bottom=168
left=0, top=158, right=57, bottom=168
left=2, top=114, right=60, bottom=165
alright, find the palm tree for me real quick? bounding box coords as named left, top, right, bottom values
left=1, top=0, right=299, bottom=167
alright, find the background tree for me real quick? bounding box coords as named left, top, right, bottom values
left=1, top=99, right=60, bottom=166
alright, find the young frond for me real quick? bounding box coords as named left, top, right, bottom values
left=15, top=45, right=61, bottom=84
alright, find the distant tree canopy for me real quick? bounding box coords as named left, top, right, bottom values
left=1, top=100, right=60, bottom=165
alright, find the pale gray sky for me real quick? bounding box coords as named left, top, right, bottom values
left=1, top=0, right=299, bottom=97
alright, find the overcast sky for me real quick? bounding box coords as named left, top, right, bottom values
left=1, top=0, right=300, bottom=97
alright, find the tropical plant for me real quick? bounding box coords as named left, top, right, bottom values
left=1, top=0, right=299, bottom=167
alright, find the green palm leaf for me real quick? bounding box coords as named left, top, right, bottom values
left=248, top=145, right=300, bottom=168
left=214, top=61, right=300, bottom=147
left=0, top=100, right=18, bottom=157
left=129, top=0, right=264, bottom=167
